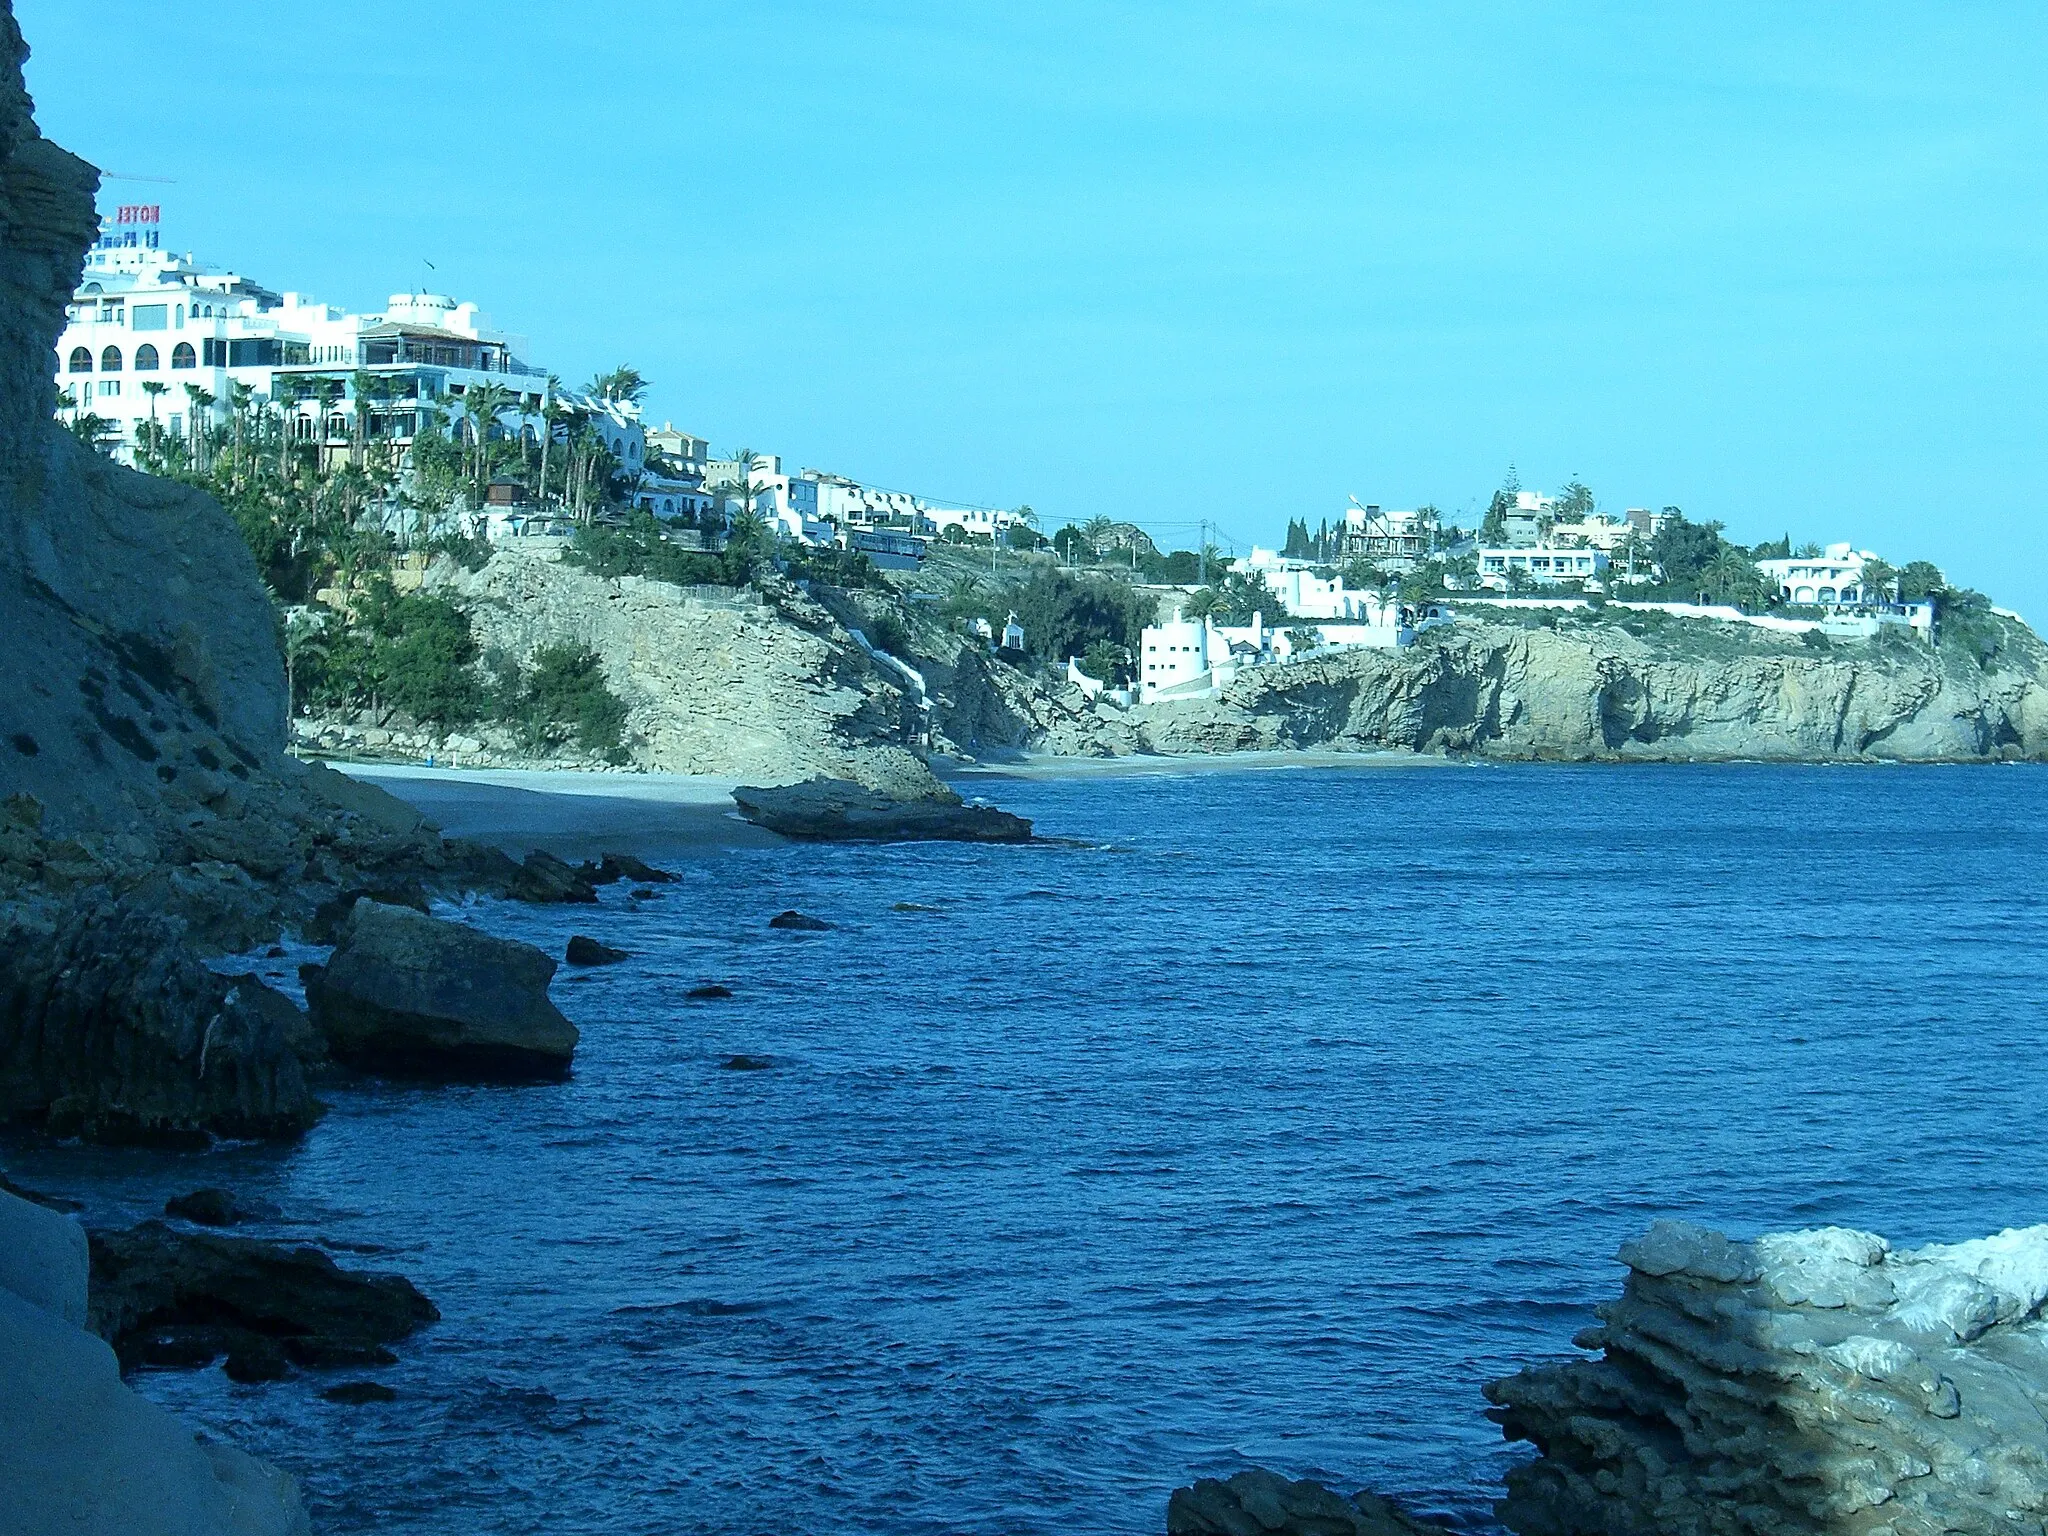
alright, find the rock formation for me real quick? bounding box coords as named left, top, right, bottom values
left=1134, top=621, right=2048, bottom=762
left=427, top=547, right=949, bottom=795
left=732, top=776, right=1034, bottom=842
left=1167, top=1469, right=1450, bottom=1536
left=0, top=1189, right=311, bottom=1535
left=1486, top=1218, right=2048, bottom=1536
left=303, top=899, right=578, bottom=1080
left=89, top=1217, right=437, bottom=1381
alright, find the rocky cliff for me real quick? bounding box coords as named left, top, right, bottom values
left=1132, top=620, right=2048, bottom=762
left=1486, top=1218, right=2048, bottom=1536
left=424, top=547, right=947, bottom=797
left=0, top=2, right=508, bottom=1144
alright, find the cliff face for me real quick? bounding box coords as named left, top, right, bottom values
left=429, top=548, right=949, bottom=797
left=1132, top=623, right=2048, bottom=762
left=1487, top=1219, right=2048, bottom=1536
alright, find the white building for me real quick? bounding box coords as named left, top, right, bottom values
left=1546, top=514, right=1637, bottom=553
left=1341, top=501, right=1435, bottom=566
left=1475, top=545, right=1611, bottom=591
left=1242, top=547, right=1379, bottom=619
left=1137, top=595, right=1442, bottom=701
left=1755, top=544, right=1877, bottom=607
left=56, top=206, right=549, bottom=467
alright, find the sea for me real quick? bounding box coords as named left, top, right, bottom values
left=9, top=761, right=2048, bottom=1535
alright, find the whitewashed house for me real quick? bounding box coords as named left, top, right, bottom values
left=1755, top=545, right=1877, bottom=607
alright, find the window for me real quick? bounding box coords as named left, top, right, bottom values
left=174, top=306, right=184, bottom=327
left=100, top=345, right=122, bottom=371
left=67, top=346, right=91, bottom=373
left=171, top=342, right=195, bottom=369
left=98, top=379, right=120, bottom=398
left=100, top=302, right=124, bottom=323
left=132, top=304, right=167, bottom=331
left=134, top=344, right=159, bottom=370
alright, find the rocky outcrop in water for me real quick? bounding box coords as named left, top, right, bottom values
left=0, top=894, right=320, bottom=1145
left=1167, top=1469, right=1450, bottom=1536
left=304, top=899, right=578, bottom=1080
left=0, top=1189, right=311, bottom=1535
left=89, top=1217, right=437, bottom=1381
left=1135, top=621, right=2048, bottom=762
left=1485, top=1218, right=2048, bottom=1536
left=732, top=776, right=1034, bottom=842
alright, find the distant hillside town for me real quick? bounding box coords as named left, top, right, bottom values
left=54, top=204, right=2018, bottom=727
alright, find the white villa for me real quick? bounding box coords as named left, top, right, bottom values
left=1476, top=545, right=1610, bottom=591
left=1755, top=545, right=1876, bottom=607
left=1241, top=547, right=1382, bottom=619
left=1137, top=594, right=1447, bottom=701
left=58, top=209, right=551, bottom=467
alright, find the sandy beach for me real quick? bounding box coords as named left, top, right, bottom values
left=940, top=747, right=1461, bottom=782
left=335, top=762, right=784, bottom=859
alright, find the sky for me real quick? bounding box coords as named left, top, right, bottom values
left=20, top=2, right=2048, bottom=613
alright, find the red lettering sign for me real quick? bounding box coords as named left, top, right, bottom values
left=115, top=204, right=160, bottom=224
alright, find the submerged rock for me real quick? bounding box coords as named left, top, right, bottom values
left=304, top=900, right=578, bottom=1080
left=322, top=1380, right=397, bottom=1405
left=163, top=1188, right=276, bottom=1227
left=1486, top=1218, right=2048, bottom=1536
left=565, top=934, right=630, bottom=966
left=1166, top=1469, right=1448, bottom=1536
left=732, top=777, right=1033, bottom=843
left=719, top=1055, right=774, bottom=1071
left=768, top=910, right=832, bottom=932
left=88, top=1219, right=436, bottom=1379
left=686, top=983, right=734, bottom=1000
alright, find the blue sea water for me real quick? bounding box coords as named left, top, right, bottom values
left=10, top=762, right=2048, bottom=1535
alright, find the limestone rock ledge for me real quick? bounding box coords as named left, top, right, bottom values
left=0, top=1189, right=310, bottom=1536
left=1486, top=1218, right=2048, bottom=1536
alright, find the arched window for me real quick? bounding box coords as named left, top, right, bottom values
left=171, top=342, right=196, bottom=369
left=174, top=306, right=184, bottom=326
left=100, top=346, right=123, bottom=372
left=135, top=344, right=160, bottom=370
left=67, top=346, right=92, bottom=373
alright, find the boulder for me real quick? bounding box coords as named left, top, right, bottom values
left=1487, top=1218, right=2048, bottom=1536
left=1166, top=1469, right=1448, bottom=1536
left=0, top=897, right=321, bottom=1145
left=565, top=934, right=630, bottom=966
left=732, top=777, right=1033, bottom=843
left=595, top=853, right=675, bottom=885
left=0, top=1192, right=311, bottom=1535
left=507, top=850, right=599, bottom=904
left=304, top=900, right=578, bottom=1080
left=769, top=910, right=832, bottom=931
left=88, top=1218, right=437, bottom=1378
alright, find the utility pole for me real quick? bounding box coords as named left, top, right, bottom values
left=1198, top=519, right=1208, bottom=586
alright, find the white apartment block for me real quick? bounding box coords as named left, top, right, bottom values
left=57, top=207, right=547, bottom=466
left=1755, top=545, right=1876, bottom=607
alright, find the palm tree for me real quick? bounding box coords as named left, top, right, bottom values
left=1080, top=515, right=1116, bottom=562
left=464, top=381, right=516, bottom=496
left=1706, top=548, right=1758, bottom=608
left=182, top=383, right=213, bottom=469
left=226, top=380, right=255, bottom=482
left=140, top=380, right=167, bottom=457
left=587, top=366, right=648, bottom=406
left=537, top=374, right=564, bottom=504
left=713, top=448, right=758, bottom=531
left=349, top=368, right=377, bottom=468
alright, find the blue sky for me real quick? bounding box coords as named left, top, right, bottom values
left=21, top=2, right=2048, bottom=612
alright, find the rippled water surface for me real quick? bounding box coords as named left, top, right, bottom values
left=12, top=762, right=2048, bottom=1533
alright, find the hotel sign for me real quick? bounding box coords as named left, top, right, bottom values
left=116, top=204, right=160, bottom=224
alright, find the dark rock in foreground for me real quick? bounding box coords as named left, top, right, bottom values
left=732, top=777, right=1032, bottom=843
left=565, top=934, right=630, bottom=966
left=304, top=900, right=577, bottom=1081
left=768, top=910, right=832, bottom=932
left=89, top=1219, right=437, bottom=1380
left=1167, top=1469, right=1448, bottom=1536
left=0, top=897, right=320, bottom=1145
left=507, top=850, right=600, bottom=904
left=1486, top=1218, right=2048, bottom=1536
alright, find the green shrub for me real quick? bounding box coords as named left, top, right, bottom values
left=522, top=644, right=629, bottom=757
left=1009, top=569, right=1156, bottom=662
left=564, top=511, right=757, bottom=587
